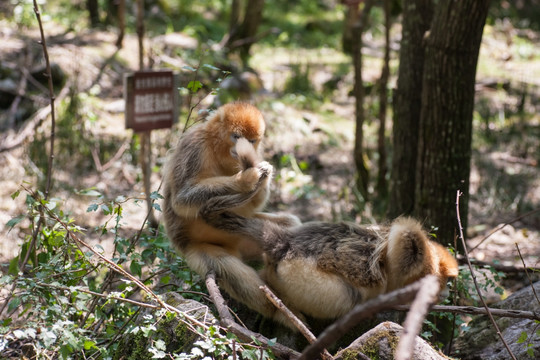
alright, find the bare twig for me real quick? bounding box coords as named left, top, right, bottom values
left=395, top=276, right=440, bottom=360
left=205, top=272, right=301, bottom=360
left=515, top=243, right=540, bottom=306
left=32, top=0, right=56, bottom=201
left=391, top=304, right=540, bottom=321
left=299, top=277, right=429, bottom=360
left=456, top=191, right=516, bottom=360
left=260, top=286, right=333, bottom=360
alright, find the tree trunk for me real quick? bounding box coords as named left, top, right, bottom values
left=225, top=0, right=265, bottom=66
left=387, top=0, right=433, bottom=219
left=414, top=0, right=491, bottom=247
left=352, top=0, right=374, bottom=201
left=87, top=0, right=100, bottom=27
left=375, top=0, right=391, bottom=202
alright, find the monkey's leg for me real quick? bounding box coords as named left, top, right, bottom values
left=184, top=244, right=298, bottom=329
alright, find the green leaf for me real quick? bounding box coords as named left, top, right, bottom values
left=202, top=64, right=221, bottom=71
left=83, top=340, right=96, bottom=350
left=187, top=80, right=203, bottom=93
left=130, top=261, right=142, bottom=277
left=10, top=190, right=20, bottom=200
left=6, top=215, right=25, bottom=229
left=152, top=203, right=162, bottom=212
left=150, top=191, right=163, bottom=200
left=8, top=256, right=19, bottom=276
left=7, top=297, right=21, bottom=314
left=182, top=65, right=197, bottom=72
left=79, top=189, right=102, bottom=197
left=87, top=203, right=99, bottom=212
left=60, top=344, right=72, bottom=360
left=517, top=331, right=528, bottom=343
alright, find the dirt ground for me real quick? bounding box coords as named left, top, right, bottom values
left=1, top=20, right=539, bottom=299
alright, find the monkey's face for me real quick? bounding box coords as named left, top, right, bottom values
left=210, top=103, right=266, bottom=161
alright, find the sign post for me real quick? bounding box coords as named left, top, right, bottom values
left=124, top=70, right=178, bottom=228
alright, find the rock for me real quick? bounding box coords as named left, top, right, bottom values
left=114, top=292, right=218, bottom=360
left=453, top=281, right=540, bottom=359
left=334, top=321, right=451, bottom=360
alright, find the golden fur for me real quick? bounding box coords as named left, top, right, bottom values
left=201, top=194, right=459, bottom=321
left=163, top=102, right=300, bottom=327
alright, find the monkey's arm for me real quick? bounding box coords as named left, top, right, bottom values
left=170, top=162, right=272, bottom=217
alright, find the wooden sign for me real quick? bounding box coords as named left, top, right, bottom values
left=124, top=70, right=178, bottom=131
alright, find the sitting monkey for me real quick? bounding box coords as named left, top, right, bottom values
left=200, top=190, right=459, bottom=320
left=163, top=102, right=300, bottom=327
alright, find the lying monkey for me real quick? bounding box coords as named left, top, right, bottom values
left=200, top=186, right=459, bottom=320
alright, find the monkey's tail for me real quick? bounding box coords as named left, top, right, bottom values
left=235, top=138, right=259, bottom=170
left=384, top=217, right=431, bottom=289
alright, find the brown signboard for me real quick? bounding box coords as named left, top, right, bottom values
left=124, top=70, right=178, bottom=131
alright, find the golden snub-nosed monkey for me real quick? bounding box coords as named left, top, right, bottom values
left=201, top=193, right=458, bottom=321
left=163, top=102, right=300, bottom=327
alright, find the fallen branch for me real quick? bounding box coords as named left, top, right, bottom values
left=299, top=277, right=432, bottom=360
left=205, top=272, right=301, bottom=359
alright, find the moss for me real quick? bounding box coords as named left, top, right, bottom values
left=113, top=331, right=151, bottom=360
left=357, top=329, right=399, bottom=360
left=157, top=313, right=199, bottom=354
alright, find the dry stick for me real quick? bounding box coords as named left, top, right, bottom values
left=515, top=243, right=540, bottom=306
left=204, top=272, right=301, bottom=360
left=456, top=190, right=516, bottom=360
left=392, top=304, right=540, bottom=321
left=299, top=277, right=431, bottom=360
left=260, top=286, right=334, bottom=360
left=395, top=276, right=440, bottom=360
left=468, top=208, right=540, bottom=252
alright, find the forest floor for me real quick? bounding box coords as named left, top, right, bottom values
left=1, top=19, right=540, bottom=301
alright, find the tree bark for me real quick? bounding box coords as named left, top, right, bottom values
left=352, top=0, right=374, bottom=200
left=375, top=0, right=391, bottom=201
left=387, top=0, right=433, bottom=219
left=225, top=0, right=265, bottom=66
left=87, top=0, right=100, bottom=27
left=414, top=0, right=491, bottom=247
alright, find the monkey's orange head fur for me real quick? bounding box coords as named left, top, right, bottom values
left=207, top=102, right=266, bottom=145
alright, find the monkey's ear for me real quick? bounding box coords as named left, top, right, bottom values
left=435, top=244, right=458, bottom=278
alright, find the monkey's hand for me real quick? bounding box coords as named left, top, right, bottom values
left=237, top=161, right=273, bottom=192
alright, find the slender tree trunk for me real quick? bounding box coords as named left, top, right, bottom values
left=225, top=0, right=265, bottom=66
left=352, top=0, right=374, bottom=200
left=87, top=0, right=100, bottom=27
left=415, top=0, right=491, bottom=247
left=115, top=0, right=125, bottom=48
left=387, top=0, right=433, bottom=219
left=375, top=0, right=391, bottom=201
